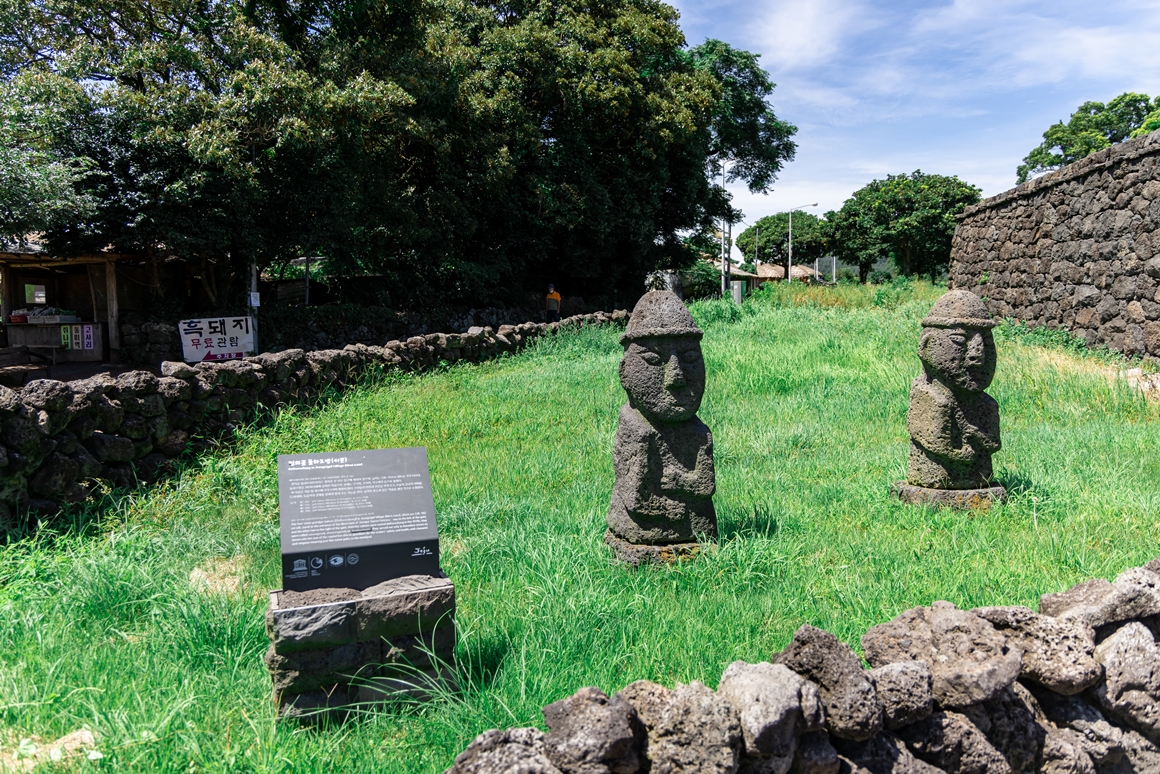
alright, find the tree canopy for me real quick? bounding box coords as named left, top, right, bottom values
left=825, top=171, right=980, bottom=282
left=1017, top=92, right=1160, bottom=184
left=0, top=0, right=797, bottom=312
left=734, top=210, right=826, bottom=268
left=686, top=39, right=797, bottom=196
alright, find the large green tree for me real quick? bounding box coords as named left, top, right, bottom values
left=0, top=0, right=796, bottom=312
left=734, top=210, right=826, bottom=270
left=686, top=39, right=797, bottom=196
left=825, top=171, right=980, bottom=282
left=1017, top=92, right=1160, bottom=184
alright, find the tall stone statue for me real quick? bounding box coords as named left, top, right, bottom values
left=606, top=291, right=716, bottom=565
left=894, top=289, right=1006, bottom=509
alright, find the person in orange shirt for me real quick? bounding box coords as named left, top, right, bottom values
left=545, top=284, right=562, bottom=322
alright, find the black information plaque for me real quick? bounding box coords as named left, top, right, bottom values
left=278, top=447, right=441, bottom=591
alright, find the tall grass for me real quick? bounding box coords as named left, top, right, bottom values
left=1, top=281, right=1158, bottom=772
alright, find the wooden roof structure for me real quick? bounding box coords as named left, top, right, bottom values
left=0, top=242, right=140, bottom=357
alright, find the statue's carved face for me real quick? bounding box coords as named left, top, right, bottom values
left=619, top=336, right=705, bottom=422
left=919, top=326, right=996, bottom=393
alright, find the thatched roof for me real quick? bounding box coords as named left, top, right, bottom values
left=756, top=263, right=818, bottom=280
left=700, top=259, right=758, bottom=279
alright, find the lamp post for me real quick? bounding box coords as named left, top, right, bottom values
left=787, top=203, right=818, bottom=283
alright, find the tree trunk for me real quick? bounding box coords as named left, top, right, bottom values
left=147, top=245, right=165, bottom=298
left=199, top=254, right=218, bottom=307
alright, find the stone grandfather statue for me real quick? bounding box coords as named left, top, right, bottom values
left=605, top=291, right=716, bottom=565
left=894, top=289, right=1007, bottom=508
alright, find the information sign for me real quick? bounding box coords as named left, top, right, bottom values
left=278, top=447, right=441, bottom=591
left=179, top=316, right=256, bottom=362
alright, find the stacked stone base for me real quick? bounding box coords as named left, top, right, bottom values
left=892, top=481, right=1008, bottom=510
left=265, top=574, right=455, bottom=721
left=604, top=531, right=705, bottom=567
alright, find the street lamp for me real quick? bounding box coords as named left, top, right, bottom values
left=787, top=203, right=818, bottom=283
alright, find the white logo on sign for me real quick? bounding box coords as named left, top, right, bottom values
left=328, top=555, right=345, bottom=567
left=310, top=557, right=323, bottom=570
left=292, top=559, right=307, bottom=572
left=347, top=553, right=359, bottom=565
left=411, top=546, right=433, bottom=557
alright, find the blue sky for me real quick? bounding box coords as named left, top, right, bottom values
left=670, top=0, right=1160, bottom=240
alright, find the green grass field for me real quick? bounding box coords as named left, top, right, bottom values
left=2, top=281, right=1159, bottom=772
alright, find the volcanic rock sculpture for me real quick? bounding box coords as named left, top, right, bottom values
left=894, top=289, right=1006, bottom=508
left=605, top=291, right=716, bottom=566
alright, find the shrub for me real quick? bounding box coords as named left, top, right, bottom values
left=681, top=261, right=723, bottom=300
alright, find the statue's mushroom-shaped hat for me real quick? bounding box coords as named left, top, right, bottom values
left=921, top=289, right=997, bottom=329
left=621, top=290, right=704, bottom=345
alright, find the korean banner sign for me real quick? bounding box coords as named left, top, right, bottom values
left=179, top=317, right=256, bottom=362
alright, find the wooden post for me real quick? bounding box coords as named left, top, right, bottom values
left=0, top=263, right=10, bottom=323
left=105, top=259, right=120, bottom=360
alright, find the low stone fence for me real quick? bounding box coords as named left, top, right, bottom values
left=447, top=556, right=1160, bottom=774
left=0, top=310, right=629, bottom=519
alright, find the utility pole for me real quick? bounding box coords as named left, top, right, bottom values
left=726, top=219, right=732, bottom=288
left=755, top=225, right=760, bottom=265
left=787, top=210, right=793, bottom=284
left=720, top=163, right=727, bottom=296
left=250, top=260, right=259, bottom=353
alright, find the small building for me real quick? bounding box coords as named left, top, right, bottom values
left=703, top=260, right=761, bottom=294
left=0, top=243, right=134, bottom=365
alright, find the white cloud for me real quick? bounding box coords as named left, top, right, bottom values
left=675, top=0, right=1160, bottom=222
left=745, top=0, right=882, bottom=71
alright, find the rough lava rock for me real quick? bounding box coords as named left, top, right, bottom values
left=1090, top=621, right=1160, bottom=741
left=972, top=605, right=1101, bottom=695
left=542, top=686, right=644, bottom=774
left=789, top=731, right=839, bottom=774
left=862, top=602, right=1022, bottom=708
left=1029, top=688, right=1125, bottom=767
left=717, top=661, right=824, bottom=773
left=774, top=625, right=884, bottom=742
left=1039, top=574, right=1160, bottom=630
left=831, top=732, right=947, bottom=774
left=444, top=728, right=563, bottom=774
left=644, top=681, right=742, bottom=774
left=894, top=712, right=1012, bottom=774
left=20, top=380, right=74, bottom=412
left=957, top=683, right=1046, bottom=773
left=869, top=662, right=933, bottom=730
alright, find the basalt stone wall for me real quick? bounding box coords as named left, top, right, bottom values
left=119, top=318, right=182, bottom=366
left=949, top=131, right=1160, bottom=356
left=123, top=300, right=597, bottom=366
left=447, top=556, right=1160, bottom=774
left=0, top=310, right=628, bottom=519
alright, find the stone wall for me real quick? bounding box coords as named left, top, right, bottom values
left=447, top=555, right=1160, bottom=774
left=119, top=300, right=597, bottom=367
left=0, top=310, right=628, bottom=519
left=949, top=131, right=1160, bottom=355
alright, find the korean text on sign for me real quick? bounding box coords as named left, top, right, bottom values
left=179, top=317, right=256, bottom=363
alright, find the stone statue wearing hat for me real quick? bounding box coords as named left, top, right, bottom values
left=606, top=290, right=716, bottom=565
left=895, top=289, right=1006, bottom=508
